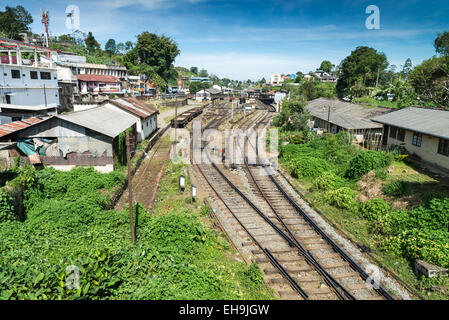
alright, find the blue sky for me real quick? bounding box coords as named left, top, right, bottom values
left=4, top=0, right=449, bottom=80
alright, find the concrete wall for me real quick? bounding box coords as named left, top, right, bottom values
left=14, top=117, right=114, bottom=157
left=387, top=128, right=449, bottom=171
left=0, top=64, right=59, bottom=107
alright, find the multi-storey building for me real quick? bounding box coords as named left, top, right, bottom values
left=0, top=37, right=59, bottom=124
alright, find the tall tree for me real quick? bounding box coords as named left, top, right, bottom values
left=84, top=32, right=101, bottom=54
left=319, top=60, right=333, bottom=73
left=434, top=31, right=449, bottom=57
left=401, top=58, right=413, bottom=80
left=0, top=5, right=33, bottom=40
left=124, top=32, right=180, bottom=91
left=198, top=69, right=209, bottom=77
left=105, top=38, right=117, bottom=55
left=190, top=66, right=198, bottom=75
left=336, top=46, right=388, bottom=97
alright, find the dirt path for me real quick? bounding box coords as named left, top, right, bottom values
left=115, top=132, right=173, bottom=211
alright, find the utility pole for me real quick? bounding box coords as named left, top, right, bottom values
left=327, top=105, right=331, bottom=133
left=376, top=67, right=380, bottom=88
left=126, top=131, right=135, bottom=244
left=174, top=102, right=178, bottom=158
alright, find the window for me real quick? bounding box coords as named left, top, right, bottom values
left=30, top=71, right=38, bottom=79
left=5, top=94, right=11, bottom=104
left=11, top=70, right=20, bottom=79
left=40, top=72, right=51, bottom=80
left=412, top=132, right=422, bottom=147
left=397, top=128, right=406, bottom=142
left=390, top=126, right=397, bottom=139
left=438, top=139, right=449, bottom=157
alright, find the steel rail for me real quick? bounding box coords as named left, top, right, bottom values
left=247, top=126, right=394, bottom=300
left=238, top=135, right=354, bottom=300
left=194, top=108, right=309, bottom=299
left=262, top=165, right=395, bottom=301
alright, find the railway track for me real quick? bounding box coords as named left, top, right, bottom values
left=193, top=103, right=394, bottom=300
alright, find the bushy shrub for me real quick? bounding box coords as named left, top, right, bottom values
left=324, top=187, right=357, bottom=210
left=291, top=156, right=331, bottom=178
left=381, top=229, right=449, bottom=268
left=0, top=189, right=15, bottom=222
left=359, top=198, right=391, bottom=222
left=345, top=150, right=393, bottom=180
left=382, top=180, right=412, bottom=197
left=314, top=171, right=345, bottom=191
left=148, top=213, right=209, bottom=254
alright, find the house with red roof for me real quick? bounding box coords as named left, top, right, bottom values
left=78, top=74, right=123, bottom=96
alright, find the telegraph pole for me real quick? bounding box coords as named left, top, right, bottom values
left=174, top=103, right=178, bottom=157
left=126, top=131, right=135, bottom=244
left=327, top=105, right=331, bottom=132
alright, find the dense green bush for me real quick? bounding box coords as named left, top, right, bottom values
left=0, top=164, right=272, bottom=300
left=0, top=189, right=15, bottom=222
left=314, top=171, right=345, bottom=191
left=324, top=187, right=357, bottom=210
left=381, top=229, right=449, bottom=268
left=345, top=150, right=393, bottom=180
left=290, top=156, right=331, bottom=178
left=382, top=180, right=413, bottom=197
left=359, top=198, right=391, bottom=222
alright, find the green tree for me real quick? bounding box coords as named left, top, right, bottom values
left=401, top=58, right=413, bottom=80
left=319, top=60, right=333, bottom=73
left=409, top=56, right=449, bottom=108
left=274, top=100, right=310, bottom=132
left=336, top=46, right=388, bottom=97
left=116, top=42, right=126, bottom=55
left=123, top=32, right=180, bottom=92
left=105, top=39, right=117, bottom=55
left=84, top=32, right=101, bottom=54
left=199, top=69, right=209, bottom=77
left=299, top=80, right=318, bottom=101
left=434, top=31, right=449, bottom=57
left=0, top=5, right=33, bottom=40
left=189, top=81, right=210, bottom=94
left=125, top=41, right=134, bottom=51
left=190, top=66, right=198, bottom=75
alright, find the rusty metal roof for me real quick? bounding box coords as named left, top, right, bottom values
left=109, top=97, right=159, bottom=119
left=0, top=117, right=50, bottom=138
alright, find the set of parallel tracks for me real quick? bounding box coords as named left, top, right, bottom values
left=193, top=104, right=394, bottom=300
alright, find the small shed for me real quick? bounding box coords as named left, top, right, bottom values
left=0, top=105, right=137, bottom=172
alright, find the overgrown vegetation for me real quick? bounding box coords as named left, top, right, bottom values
left=277, top=129, right=449, bottom=299
left=0, top=162, right=273, bottom=300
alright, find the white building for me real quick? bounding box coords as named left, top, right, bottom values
left=0, top=38, right=59, bottom=124
left=78, top=74, right=122, bottom=96
left=270, top=73, right=284, bottom=86
left=83, top=63, right=128, bottom=80
left=107, top=98, right=159, bottom=142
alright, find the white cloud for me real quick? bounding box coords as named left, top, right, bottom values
left=175, top=52, right=320, bottom=81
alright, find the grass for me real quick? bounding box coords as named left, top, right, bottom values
left=353, top=97, right=401, bottom=109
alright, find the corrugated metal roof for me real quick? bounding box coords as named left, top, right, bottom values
left=109, top=98, right=158, bottom=119
left=57, top=105, right=136, bottom=138
left=371, top=107, right=449, bottom=140
left=0, top=117, right=49, bottom=138
left=0, top=103, right=56, bottom=111
left=307, top=98, right=393, bottom=130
